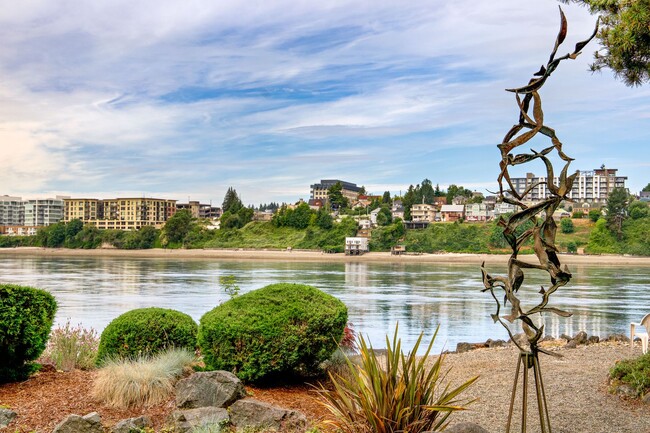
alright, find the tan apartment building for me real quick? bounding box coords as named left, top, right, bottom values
left=310, top=179, right=362, bottom=204
left=64, top=197, right=176, bottom=230
left=411, top=203, right=436, bottom=222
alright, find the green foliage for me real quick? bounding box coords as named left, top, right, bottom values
left=198, top=283, right=347, bottom=383
left=446, top=184, right=472, bottom=205
left=560, top=218, right=575, bottom=234
left=0, top=235, right=32, bottom=248
left=162, top=209, right=193, bottom=245
left=222, top=187, right=244, bottom=214
left=370, top=220, right=405, bottom=251
left=0, top=284, right=57, bottom=382
left=327, top=181, right=349, bottom=210
left=405, top=221, right=493, bottom=253
left=588, top=209, right=602, bottom=222
left=376, top=206, right=392, bottom=226
left=297, top=217, right=358, bottom=252
left=567, top=241, right=578, bottom=253
left=586, top=218, right=621, bottom=254
left=561, top=0, right=650, bottom=86
left=316, top=325, right=477, bottom=433
left=610, top=352, right=650, bottom=397
left=219, top=275, right=240, bottom=299
left=629, top=200, right=649, bottom=219
left=96, top=308, right=198, bottom=363
left=316, top=208, right=333, bottom=230
left=606, top=187, right=630, bottom=239
left=35, top=222, right=67, bottom=247
left=621, top=217, right=650, bottom=255
left=572, top=211, right=585, bottom=219
left=644, top=183, right=650, bottom=192
left=272, top=202, right=314, bottom=229
left=38, top=320, right=99, bottom=371
left=381, top=191, right=392, bottom=204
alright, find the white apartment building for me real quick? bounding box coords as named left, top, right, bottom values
left=0, top=195, right=25, bottom=225
left=510, top=168, right=627, bottom=203
left=23, top=196, right=67, bottom=226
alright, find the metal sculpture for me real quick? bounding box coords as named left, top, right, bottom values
left=481, top=7, right=598, bottom=433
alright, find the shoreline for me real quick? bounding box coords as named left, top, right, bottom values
left=1, top=246, right=650, bottom=266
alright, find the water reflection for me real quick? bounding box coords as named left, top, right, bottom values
left=0, top=255, right=648, bottom=353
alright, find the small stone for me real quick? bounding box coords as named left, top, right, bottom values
left=564, top=340, right=577, bottom=349
left=229, top=399, right=306, bottom=432
left=588, top=335, right=600, bottom=345
left=0, top=408, right=17, bottom=428
left=642, top=392, right=650, bottom=405
left=455, top=342, right=474, bottom=353
left=175, top=370, right=246, bottom=409
left=444, top=422, right=491, bottom=433
left=112, top=416, right=152, bottom=433
left=572, top=331, right=588, bottom=345
left=560, top=333, right=572, bottom=341
left=53, top=413, right=103, bottom=433
left=169, top=407, right=229, bottom=433
left=487, top=339, right=506, bottom=348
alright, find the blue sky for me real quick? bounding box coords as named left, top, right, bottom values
left=1, top=0, right=649, bottom=206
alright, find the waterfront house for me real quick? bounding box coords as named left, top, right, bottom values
left=440, top=204, right=465, bottom=222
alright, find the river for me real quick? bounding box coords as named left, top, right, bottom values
left=1, top=255, right=648, bottom=353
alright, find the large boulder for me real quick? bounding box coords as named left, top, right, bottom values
left=0, top=408, right=17, bottom=428
left=229, top=399, right=306, bottom=432
left=175, top=371, right=245, bottom=409
left=52, top=412, right=103, bottom=433
left=111, top=416, right=152, bottom=433
left=169, top=407, right=229, bottom=433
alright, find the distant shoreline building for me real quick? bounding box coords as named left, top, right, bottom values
left=176, top=201, right=221, bottom=219
left=509, top=168, right=627, bottom=204
left=310, top=179, right=361, bottom=204
left=0, top=195, right=67, bottom=227
left=64, top=197, right=176, bottom=230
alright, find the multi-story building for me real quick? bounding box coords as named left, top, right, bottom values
left=465, top=203, right=492, bottom=222
left=440, top=204, right=465, bottom=222
left=410, top=203, right=437, bottom=222
left=64, top=197, right=176, bottom=230
left=176, top=201, right=221, bottom=219
left=23, top=196, right=67, bottom=226
left=509, top=168, right=627, bottom=203
left=310, top=179, right=362, bottom=204
left=0, top=195, right=24, bottom=226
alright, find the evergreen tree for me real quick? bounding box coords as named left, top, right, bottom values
left=605, top=187, right=629, bottom=239
left=327, top=181, right=348, bottom=210
left=162, top=209, right=193, bottom=245
left=643, top=183, right=650, bottom=192
left=222, top=187, right=243, bottom=213
left=382, top=191, right=392, bottom=204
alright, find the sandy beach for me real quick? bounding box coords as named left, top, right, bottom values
left=1, top=246, right=650, bottom=266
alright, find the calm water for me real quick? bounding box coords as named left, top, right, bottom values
left=1, top=255, right=648, bottom=353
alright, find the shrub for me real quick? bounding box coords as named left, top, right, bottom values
left=0, top=284, right=57, bottom=382
left=316, top=325, right=478, bottom=433
left=96, top=308, right=198, bottom=363
left=198, top=283, right=347, bottom=383
left=567, top=241, right=578, bottom=254
left=92, top=348, right=194, bottom=408
left=560, top=218, right=575, bottom=234
left=610, top=352, right=650, bottom=397
left=572, top=211, right=585, bottom=219
left=588, top=209, right=602, bottom=222
left=38, top=320, right=99, bottom=371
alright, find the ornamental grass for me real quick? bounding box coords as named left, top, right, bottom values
left=92, top=348, right=195, bottom=408
left=39, top=320, right=99, bottom=371
left=316, top=325, right=478, bottom=433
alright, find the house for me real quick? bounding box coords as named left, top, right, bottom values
left=308, top=199, right=324, bottom=210
left=0, top=225, right=38, bottom=236
left=465, top=203, right=492, bottom=222
left=391, top=202, right=405, bottom=221
left=433, top=197, right=447, bottom=207
left=253, top=210, right=273, bottom=222
left=440, top=204, right=465, bottom=222
left=369, top=208, right=381, bottom=225
left=345, top=237, right=369, bottom=255
left=452, top=195, right=468, bottom=205
left=410, top=203, right=436, bottom=222
left=493, top=202, right=518, bottom=218
left=640, top=191, right=650, bottom=202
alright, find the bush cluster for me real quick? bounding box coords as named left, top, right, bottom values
left=96, top=308, right=198, bottom=363
left=0, top=284, right=57, bottom=382
left=610, top=352, right=650, bottom=397
left=198, top=283, right=347, bottom=383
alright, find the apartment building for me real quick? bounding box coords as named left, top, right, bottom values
left=310, top=179, right=362, bottom=204
left=509, top=168, right=627, bottom=203
left=411, top=203, right=437, bottom=222
left=24, top=196, right=67, bottom=226
left=176, top=201, right=221, bottom=219
left=64, top=197, right=176, bottom=230
left=0, top=195, right=24, bottom=225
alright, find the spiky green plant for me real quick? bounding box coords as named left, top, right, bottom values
left=39, top=320, right=99, bottom=371
left=316, top=325, right=477, bottom=433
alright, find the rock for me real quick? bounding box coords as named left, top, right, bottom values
left=229, top=399, right=306, bottom=432
left=486, top=338, right=506, bottom=348
left=0, top=408, right=17, bottom=428
left=52, top=412, right=103, bottom=433
left=444, top=422, right=491, bottom=433
left=606, top=333, right=629, bottom=343
left=564, top=340, right=577, bottom=349
left=455, top=342, right=475, bottom=353
left=175, top=371, right=246, bottom=409
left=573, top=331, right=588, bottom=345
left=169, top=407, right=229, bottom=433
left=588, top=335, right=600, bottom=345
left=541, top=335, right=555, bottom=343
left=612, top=382, right=637, bottom=398
left=560, top=333, right=572, bottom=341
left=510, top=333, right=530, bottom=350
left=111, top=416, right=152, bottom=433
left=642, top=392, right=650, bottom=405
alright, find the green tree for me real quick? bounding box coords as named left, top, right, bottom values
left=643, top=183, right=650, bottom=192
left=419, top=179, right=435, bottom=204
left=605, top=187, right=629, bottom=239
left=327, top=181, right=349, bottom=210
left=381, top=191, right=392, bottom=204
left=446, top=184, right=471, bottom=204
left=560, top=217, right=575, bottom=234
left=358, top=185, right=367, bottom=196
left=222, top=187, right=243, bottom=213
left=376, top=206, right=393, bottom=227
left=65, top=219, right=83, bottom=239
left=628, top=200, right=649, bottom=219
left=588, top=208, right=602, bottom=222
left=560, top=0, right=650, bottom=86
left=162, top=209, right=193, bottom=245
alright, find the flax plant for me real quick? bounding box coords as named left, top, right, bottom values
left=316, top=325, right=477, bottom=433
left=39, top=320, right=99, bottom=371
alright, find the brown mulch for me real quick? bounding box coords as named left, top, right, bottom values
left=0, top=365, right=330, bottom=433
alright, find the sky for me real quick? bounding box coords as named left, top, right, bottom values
left=1, top=0, right=649, bottom=206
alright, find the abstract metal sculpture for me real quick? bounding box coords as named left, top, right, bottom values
left=481, top=7, right=598, bottom=433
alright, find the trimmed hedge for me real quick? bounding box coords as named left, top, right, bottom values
left=96, top=307, right=198, bottom=363
left=0, top=284, right=57, bottom=382
left=198, top=283, right=348, bottom=383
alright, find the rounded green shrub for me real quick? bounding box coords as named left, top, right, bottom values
left=0, top=284, right=57, bottom=382
left=198, top=283, right=348, bottom=383
left=96, top=307, right=197, bottom=363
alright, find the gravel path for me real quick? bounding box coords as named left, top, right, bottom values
left=440, top=342, right=649, bottom=433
